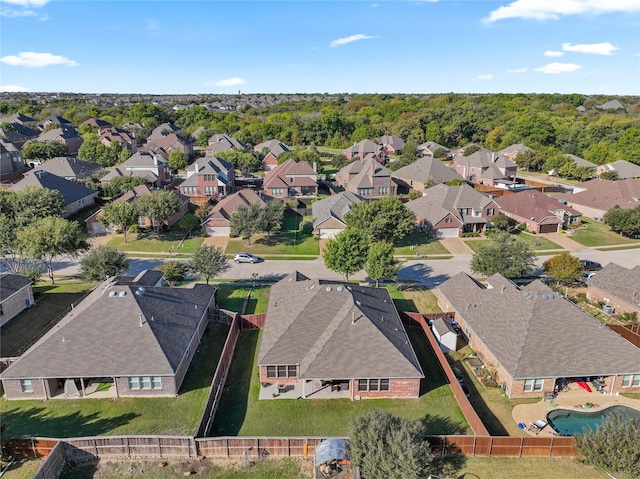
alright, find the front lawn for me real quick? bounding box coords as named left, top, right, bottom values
left=216, top=284, right=271, bottom=314
left=108, top=234, right=204, bottom=254
left=0, top=323, right=229, bottom=438
left=569, top=218, right=640, bottom=247
left=394, top=230, right=450, bottom=255
left=225, top=234, right=319, bottom=256
left=464, top=233, right=562, bottom=253
left=0, top=280, right=97, bottom=357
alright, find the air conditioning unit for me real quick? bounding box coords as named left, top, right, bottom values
left=602, top=305, right=614, bottom=315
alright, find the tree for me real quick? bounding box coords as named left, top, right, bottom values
left=100, top=201, right=139, bottom=244
left=189, top=245, right=230, bottom=284
left=169, top=150, right=187, bottom=171
left=575, top=413, right=640, bottom=479
left=600, top=170, right=619, bottom=181
left=80, top=245, right=130, bottom=281
left=16, top=216, right=88, bottom=284
left=135, top=190, right=182, bottom=234
left=230, top=203, right=261, bottom=245
left=159, top=260, right=188, bottom=286
left=543, top=252, right=584, bottom=285
left=258, top=199, right=285, bottom=237
left=22, top=141, right=67, bottom=161
left=350, top=410, right=431, bottom=479
left=492, top=212, right=511, bottom=232
left=514, top=149, right=546, bottom=172
left=102, top=176, right=147, bottom=197
left=4, top=187, right=66, bottom=228
left=322, top=228, right=369, bottom=281
left=365, top=241, right=399, bottom=287
left=604, top=205, right=640, bottom=238
left=463, top=144, right=481, bottom=156
left=345, top=197, right=416, bottom=244
left=470, top=232, right=536, bottom=278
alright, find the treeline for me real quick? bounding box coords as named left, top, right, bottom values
left=2, top=93, right=639, bottom=165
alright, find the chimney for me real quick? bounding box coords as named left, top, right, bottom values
left=313, top=161, right=317, bottom=173
left=351, top=311, right=356, bottom=324
left=153, top=154, right=159, bottom=166
left=491, top=153, right=496, bottom=163
left=501, top=285, right=505, bottom=293
left=139, top=312, right=144, bottom=327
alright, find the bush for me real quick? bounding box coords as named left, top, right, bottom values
left=128, top=224, right=139, bottom=234
left=461, top=232, right=480, bottom=238
left=300, top=221, right=313, bottom=234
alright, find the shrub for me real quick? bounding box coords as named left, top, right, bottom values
left=461, top=232, right=480, bottom=238
left=300, top=221, right=313, bottom=234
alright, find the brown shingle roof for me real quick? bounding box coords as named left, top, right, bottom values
left=555, top=178, right=640, bottom=211
left=495, top=190, right=580, bottom=224
left=392, top=157, right=463, bottom=185
left=587, top=263, right=640, bottom=311
left=202, top=189, right=266, bottom=226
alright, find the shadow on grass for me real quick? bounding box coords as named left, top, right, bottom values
left=178, top=323, right=230, bottom=395
left=421, top=413, right=468, bottom=435
left=429, top=455, right=468, bottom=479
left=400, top=263, right=451, bottom=288
left=406, top=326, right=449, bottom=396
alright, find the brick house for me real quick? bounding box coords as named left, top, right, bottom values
left=436, top=273, right=640, bottom=399
left=98, top=127, right=137, bottom=152
left=31, top=157, right=102, bottom=181
left=35, top=126, right=84, bottom=156
left=254, top=139, right=292, bottom=170
left=405, top=184, right=499, bottom=237
left=377, top=135, right=405, bottom=156
left=391, top=156, right=464, bottom=192
left=262, top=158, right=318, bottom=198
left=417, top=141, right=449, bottom=158
left=0, top=139, right=27, bottom=182
left=101, top=150, right=172, bottom=187
left=179, top=157, right=235, bottom=199
left=0, top=272, right=217, bottom=400
left=342, top=139, right=382, bottom=161
left=311, top=191, right=364, bottom=239
left=201, top=188, right=266, bottom=237
left=334, top=157, right=397, bottom=198
left=495, top=189, right=582, bottom=234
left=554, top=178, right=640, bottom=220
left=586, top=263, right=640, bottom=316
left=498, top=143, right=531, bottom=162
left=453, top=149, right=517, bottom=187
left=596, top=160, right=640, bottom=180
left=0, top=274, right=34, bottom=328
left=257, top=272, right=424, bottom=399
left=206, top=133, right=246, bottom=155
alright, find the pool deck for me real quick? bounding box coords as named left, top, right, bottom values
left=512, top=390, right=640, bottom=437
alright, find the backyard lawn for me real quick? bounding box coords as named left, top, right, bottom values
left=569, top=218, right=640, bottom=247
left=216, top=284, right=271, bottom=314
left=394, top=230, right=450, bottom=256
left=0, top=280, right=97, bottom=357
left=0, top=323, right=230, bottom=438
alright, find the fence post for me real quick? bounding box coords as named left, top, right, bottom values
left=520, top=437, right=523, bottom=457
left=157, top=437, right=162, bottom=457
left=288, top=438, right=291, bottom=457
left=488, top=437, right=493, bottom=457
left=31, top=438, right=37, bottom=459
left=472, top=436, right=476, bottom=457
left=549, top=437, right=553, bottom=457
left=226, top=437, right=229, bottom=458
left=126, top=436, right=130, bottom=457
left=93, top=438, right=98, bottom=457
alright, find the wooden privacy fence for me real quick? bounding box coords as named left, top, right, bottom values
left=196, top=437, right=327, bottom=458
left=241, top=313, right=266, bottom=329
left=426, top=435, right=578, bottom=458
left=32, top=441, right=64, bottom=479
left=607, top=324, right=640, bottom=348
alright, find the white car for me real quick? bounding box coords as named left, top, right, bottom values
left=234, top=252, right=260, bottom=264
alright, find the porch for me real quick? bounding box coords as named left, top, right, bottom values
left=258, top=380, right=352, bottom=400
left=48, top=378, right=118, bottom=400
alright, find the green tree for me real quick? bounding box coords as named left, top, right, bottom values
left=470, top=232, right=536, bottom=278
left=16, top=216, right=88, bottom=284
left=258, top=199, right=285, bottom=237
left=599, top=170, right=619, bottom=181
left=230, top=203, right=261, bottom=245
left=135, top=190, right=182, bottom=234
left=365, top=241, right=399, bottom=287
left=189, top=245, right=230, bottom=284
left=100, top=201, right=139, bottom=244
left=102, top=176, right=147, bottom=197
left=463, top=144, right=481, bottom=156
left=8, top=187, right=66, bottom=227
left=492, top=213, right=511, bottom=232
left=322, top=228, right=369, bottom=281
left=604, top=205, right=640, bottom=238
left=575, top=413, right=640, bottom=478
left=80, top=245, right=130, bottom=281
left=446, top=178, right=466, bottom=186
left=345, top=197, right=416, bottom=244
left=22, top=141, right=67, bottom=161
left=159, top=260, right=188, bottom=286
left=514, top=149, right=546, bottom=172
left=350, top=410, right=431, bottom=479
left=543, top=252, right=584, bottom=285
left=169, top=150, right=187, bottom=171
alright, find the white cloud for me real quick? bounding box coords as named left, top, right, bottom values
left=562, top=42, right=619, bottom=55
left=477, top=74, right=494, bottom=80
left=209, top=77, right=246, bottom=87
left=507, top=68, right=528, bottom=73
left=0, top=84, right=30, bottom=92
left=544, top=50, right=564, bottom=57
left=484, top=0, right=640, bottom=23
left=145, top=19, right=160, bottom=35
left=0, top=52, right=78, bottom=67
left=2, top=0, right=48, bottom=6
left=0, top=7, right=36, bottom=17
left=534, top=62, right=583, bottom=74
left=330, top=34, right=375, bottom=48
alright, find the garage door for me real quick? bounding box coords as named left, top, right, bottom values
left=436, top=228, right=460, bottom=238
left=319, top=228, right=343, bottom=239
left=204, top=226, right=231, bottom=237
left=539, top=224, right=558, bottom=234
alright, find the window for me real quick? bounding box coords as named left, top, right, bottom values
left=203, top=174, right=216, bottom=182
left=152, top=376, right=162, bottom=389
left=357, top=188, right=372, bottom=196
left=357, top=379, right=389, bottom=392
left=277, top=365, right=287, bottom=378
left=622, top=375, right=640, bottom=387
left=358, top=379, right=368, bottom=392
left=141, top=376, right=152, bottom=389
left=128, top=376, right=162, bottom=390
left=138, top=216, right=146, bottom=226
left=287, top=365, right=297, bottom=377
left=266, top=365, right=297, bottom=378
left=266, top=366, right=276, bottom=378
left=460, top=208, right=469, bottom=215
left=271, top=188, right=283, bottom=196
left=380, top=379, right=390, bottom=391
left=204, top=186, right=215, bottom=195
left=472, top=210, right=481, bottom=217
left=20, top=379, right=33, bottom=393
left=524, top=378, right=544, bottom=392
left=378, top=186, right=388, bottom=195
left=445, top=218, right=452, bottom=224
left=487, top=208, right=495, bottom=216
left=128, top=377, right=140, bottom=389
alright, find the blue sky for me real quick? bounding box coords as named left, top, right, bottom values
left=1, top=0, right=639, bottom=94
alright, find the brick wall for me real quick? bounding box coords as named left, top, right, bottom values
left=2, top=378, right=46, bottom=400
left=354, top=378, right=420, bottom=399
left=587, top=285, right=640, bottom=316
left=0, top=284, right=34, bottom=327
left=258, top=366, right=300, bottom=385
left=115, top=376, right=176, bottom=397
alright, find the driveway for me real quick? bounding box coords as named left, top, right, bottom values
left=440, top=237, right=474, bottom=255
left=544, top=232, right=590, bottom=252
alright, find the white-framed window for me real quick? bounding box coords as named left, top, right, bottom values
left=472, top=210, right=481, bottom=217
left=271, top=188, right=283, bottom=196
left=445, top=217, right=452, bottom=224
left=487, top=208, right=495, bottom=216
left=128, top=377, right=141, bottom=389
left=524, top=378, right=544, bottom=392
left=378, top=186, right=388, bottom=195
left=20, top=379, right=33, bottom=393
left=138, top=216, right=146, bottom=226
left=357, top=379, right=390, bottom=392
left=128, top=376, right=162, bottom=390
left=357, top=188, right=372, bottom=196
left=266, top=365, right=297, bottom=378
left=622, top=375, right=640, bottom=387
left=204, top=186, right=215, bottom=195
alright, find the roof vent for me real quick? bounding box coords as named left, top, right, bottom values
left=326, top=286, right=332, bottom=292
left=138, top=287, right=146, bottom=295
left=119, top=291, right=127, bottom=297
left=522, top=292, right=533, bottom=300
left=336, top=286, right=343, bottom=292
left=109, top=291, right=117, bottom=297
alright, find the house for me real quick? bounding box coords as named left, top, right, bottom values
left=392, top=157, right=464, bottom=191
left=586, top=263, right=640, bottom=316
left=596, top=160, right=640, bottom=180
left=377, top=135, right=405, bottom=156
left=254, top=139, right=292, bottom=170
left=0, top=274, right=34, bottom=328
left=342, top=139, right=382, bottom=161
left=563, top=154, right=597, bottom=169
left=201, top=189, right=266, bottom=236
left=597, top=99, right=625, bottom=111
left=417, top=141, right=449, bottom=158
left=405, top=184, right=499, bottom=237
left=498, top=144, right=531, bottom=162
left=554, top=178, right=640, bottom=219
left=145, top=133, right=193, bottom=158
left=147, top=122, right=180, bottom=141
left=100, top=150, right=172, bottom=187
left=80, top=118, right=112, bottom=129
left=334, top=157, right=396, bottom=198
left=311, top=191, right=364, bottom=239
left=453, top=150, right=517, bottom=187
left=36, top=116, right=72, bottom=131
left=179, top=157, right=235, bottom=199
left=11, top=170, right=98, bottom=217
left=98, top=127, right=137, bottom=152
left=31, top=157, right=102, bottom=181
left=431, top=318, right=459, bottom=353
left=436, top=272, right=640, bottom=398
left=257, top=272, right=424, bottom=399
left=86, top=185, right=189, bottom=235
left=0, top=122, right=39, bottom=147
left=36, top=126, right=84, bottom=155
left=262, top=158, right=318, bottom=198
left=494, top=189, right=581, bottom=233
left=0, top=272, right=217, bottom=400
left=0, top=113, right=36, bottom=126
left=0, top=140, right=27, bottom=182
left=206, top=133, right=246, bottom=155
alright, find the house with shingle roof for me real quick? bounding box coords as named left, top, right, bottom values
left=0, top=272, right=217, bottom=400
left=147, top=122, right=180, bottom=141
left=417, top=141, right=449, bottom=158
left=554, top=178, right=640, bottom=219
left=145, top=133, right=193, bottom=158
left=405, top=184, right=499, bottom=237
left=36, top=116, right=72, bottom=131
left=206, top=133, right=246, bottom=155
left=453, top=150, right=517, bottom=187
left=498, top=144, right=531, bottom=162
left=377, top=135, right=405, bottom=156
left=494, top=189, right=581, bottom=234
left=254, top=139, right=292, bottom=170
left=311, top=191, right=364, bottom=239
left=392, top=157, right=464, bottom=191
left=0, top=122, right=39, bottom=147
left=201, top=189, right=266, bottom=236
left=597, top=99, right=625, bottom=111
left=596, top=160, right=640, bottom=180
left=335, top=157, right=397, bottom=198
left=31, top=157, right=102, bottom=181
left=80, top=118, right=112, bottom=129
left=257, top=272, right=424, bottom=399
left=563, top=154, right=597, bottom=169
left=0, top=273, right=34, bottom=328
left=342, top=139, right=383, bottom=161
left=179, top=156, right=235, bottom=200
left=0, top=139, right=27, bottom=181
left=98, top=127, right=137, bottom=152
left=586, top=263, right=640, bottom=316
left=100, top=150, right=172, bottom=187
left=263, top=158, right=318, bottom=198
left=11, top=170, right=98, bottom=217
left=36, top=126, right=84, bottom=155
left=436, top=272, right=640, bottom=398
left=0, top=113, right=36, bottom=126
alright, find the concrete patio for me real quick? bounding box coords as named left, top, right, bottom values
left=258, top=380, right=351, bottom=400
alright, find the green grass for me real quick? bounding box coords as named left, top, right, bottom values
left=0, top=458, right=43, bottom=479
left=569, top=218, right=640, bottom=247
left=0, top=324, right=229, bottom=438
left=394, top=230, right=450, bottom=255
left=594, top=244, right=640, bottom=251
left=108, top=234, right=204, bottom=254
left=0, top=280, right=97, bottom=357
left=225, top=234, right=319, bottom=256
left=209, top=326, right=469, bottom=437
left=464, top=233, right=562, bottom=253
left=316, top=146, right=345, bottom=155
left=261, top=255, right=317, bottom=260
left=216, top=284, right=271, bottom=314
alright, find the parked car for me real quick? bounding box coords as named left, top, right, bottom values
left=234, top=252, right=261, bottom=264
left=579, top=271, right=597, bottom=283
left=580, top=259, right=602, bottom=271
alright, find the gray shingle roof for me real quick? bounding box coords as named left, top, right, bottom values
left=377, top=135, right=405, bottom=151
left=258, top=273, right=423, bottom=380
left=31, top=157, right=102, bottom=179
left=406, top=184, right=492, bottom=226
left=438, top=273, right=640, bottom=379
left=417, top=141, right=449, bottom=154
left=587, top=263, right=640, bottom=311
left=563, top=154, right=596, bottom=169
left=598, top=160, right=640, bottom=180
left=0, top=274, right=31, bottom=302
left=311, top=192, right=364, bottom=229
left=254, top=139, right=291, bottom=157
left=392, top=157, right=463, bottom=185
left=10, top=170, right=97, bottom=206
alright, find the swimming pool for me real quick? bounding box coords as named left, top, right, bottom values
left=547, top=405, right=640, bottom=436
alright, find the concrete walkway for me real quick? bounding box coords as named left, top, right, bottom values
left=440, top=237, right=474, bottom=255
left=544, top=232, right=591, bottom=252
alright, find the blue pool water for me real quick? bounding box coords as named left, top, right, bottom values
left=547, top=405, right=640, bottom=436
